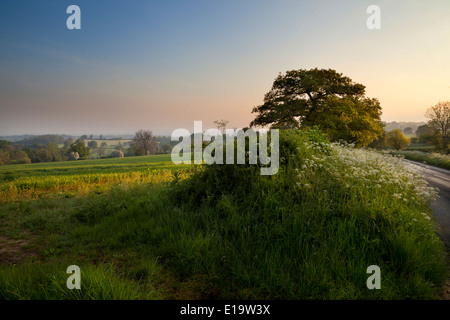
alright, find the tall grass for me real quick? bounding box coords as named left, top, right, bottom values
left=0, top=261, right=162, bottom=299
left=159, top=129, right=447, bottom=298
left=391, top=150, right=450, bottom=170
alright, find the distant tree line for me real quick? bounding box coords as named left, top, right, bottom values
left=0, top=140, right=32, bottom=165
left=0, top=135, right=90, bottom=165
left=425, top=101, right=450, bottom=151
left=0, top=132, right=176, bottom=165
left=382, top=121, right=426, bottom=133
left=369, top=101, right=450, bottom=152
left=14, top=134, right=66, bottom=148
left=0, top=138, right=89, bottom=165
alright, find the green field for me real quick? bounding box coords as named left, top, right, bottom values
left=0, top=154, right=193, bottom=203
left=84, top=139, right=132, bottom=159
left=0, top=130, right=448, bottom=299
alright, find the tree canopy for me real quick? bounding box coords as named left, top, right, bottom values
left=250, top=68, right=383, bottom=146
left=87, top=140, right=98, bottom=149
left=403, top=127, right=413, bottom=135
left=67, top=142, right=90, bottom=160
left=415, top=124, right=436, bottom=144
left=425, top=101, right=450, bottom=150
left=385, top=129, right=411, bottom=150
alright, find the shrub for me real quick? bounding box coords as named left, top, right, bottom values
left=386, top=129, right=411, bottom=150
left=68, top=152, right=80, bottom=160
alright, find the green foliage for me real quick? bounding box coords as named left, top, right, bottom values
left=68, top=142, right=90, bottom=160
left=368, top=130, right=388, bottom=149
left=0, top=140, right=11, bottom=149
left=250, top=68, right=383, bottom=146
left=0, top=141, right=33, bottom=165
left=425, top=101, right=450, bottom=151
left=391, top=150, right=450, bottom=170
left=0, top=150, right=10, bottom=165
left=416, top=124, right=439, bottom=145
left=0, top=132, right=447, bottom=300
left=23, top=143, right=65, bottom=163
left=161, top=143, right=172, bottom=154
left=1, top=149, right=31, bottom=165
left=0, top=262, right=159, bottom=300
left=64, top=138, right=74, bottom=149
left=14, top=135, right=65, bottom=148
left=403, top=127, right=413, bottom=135
left=171, top=129, right=327, bottom=208
left=164, top=127, right=446, bottom=298
left=385, top=129, right=411, bottom=150
left=87, top=140, right=98, bottom=149
left=416, top=125, right=432, bottom=136
left=311, top=96, right=384, bottom=147
left=125, top=143, right=137, bottom=156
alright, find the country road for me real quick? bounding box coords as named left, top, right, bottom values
left=404, top=160, right=450, bottom=249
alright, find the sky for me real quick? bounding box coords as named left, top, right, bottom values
left=0, top=0, right=449, bottom=136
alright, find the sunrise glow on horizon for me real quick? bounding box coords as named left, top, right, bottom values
left=1, top=0, right=449, bottom=136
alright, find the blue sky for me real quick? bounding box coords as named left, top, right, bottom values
left=1, top=0, right=449, bottom=135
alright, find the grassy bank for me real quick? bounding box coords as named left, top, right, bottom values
left=0, top=130, right=448, bottom=299
left=391, top=150, right=450, bottom=170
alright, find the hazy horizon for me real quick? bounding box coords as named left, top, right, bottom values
left=0, top=120, right=428, bottom=139
left=1, top=0, right=449, bottom=136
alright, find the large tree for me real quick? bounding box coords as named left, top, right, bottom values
left=67, top=142, right=90, bottom=160
left=250, top=68, right=383, bottom=146
left=133, top=129, right=158, bottom=156
left=425, top=101, right=450, bottom=150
